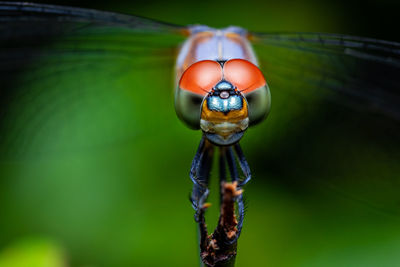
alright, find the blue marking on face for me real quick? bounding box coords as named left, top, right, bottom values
left=215, top=80, right=234, bottom=90
left=207, top=94, right=243, bottom=113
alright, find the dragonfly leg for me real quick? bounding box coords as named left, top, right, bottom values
left=219, top=147, right=227, bottom=183
left=226, top=146, right=246, bottom=242
left=190, top=135, right=206, bottom=188
left=190, top=136, right=214, bottom=221
left=218, top=147, right=227, bottom=205
left=226, top=147, right=239, bottom=182
left=234, top=143, right=252, bottom=187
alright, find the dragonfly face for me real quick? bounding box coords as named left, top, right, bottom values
left=200, top=80, right=249, bottom=145
left=177, top=58, right=270, bottom=145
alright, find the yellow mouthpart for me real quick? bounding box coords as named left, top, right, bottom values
left=200, top=99, right=248, bottom=124
left=200, top=99, right=249, bottom=138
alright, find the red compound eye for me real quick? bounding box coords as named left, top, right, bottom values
left=179, top=60, right=222, bottom=95
left=223, top=59, right=266, bottom=93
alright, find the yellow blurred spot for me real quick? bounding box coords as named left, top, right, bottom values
left=0, top=238, right=67, bottom=267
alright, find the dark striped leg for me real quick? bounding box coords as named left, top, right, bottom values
left=234, top=143, right=252, bottom=187
left=218, top=147, right=227, bottom=205
left=226, top=146, right=239, bottom=182
left=190, top=136, right=214, bottom=221
left=225, top=146, right=246, bottom=241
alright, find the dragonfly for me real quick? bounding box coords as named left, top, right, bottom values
left=1, top=2, right=400, bottom=266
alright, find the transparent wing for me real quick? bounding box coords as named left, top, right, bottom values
left=251, top=32, right=400, bottom=120
left=0, top=4, right=200, bottom=264
left=0, top=1, right=186, bottom=80
left=246, top=31, right=400, bottom=219
left=0, top=2, right=187, bottom=158
left=0, top=1, right=181, bottom=30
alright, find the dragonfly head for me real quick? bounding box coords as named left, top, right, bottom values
left=176, top=59, right=270, bottom=145
left=200, top=80, right=249, bottom=146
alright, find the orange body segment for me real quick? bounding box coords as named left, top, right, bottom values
left=201, top=99, right=248, bottom=124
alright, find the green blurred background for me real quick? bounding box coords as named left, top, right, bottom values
left=1, top=0, right=400, bottom=266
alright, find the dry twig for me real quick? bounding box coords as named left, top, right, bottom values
left=198, top=182, right=243, bottom=267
